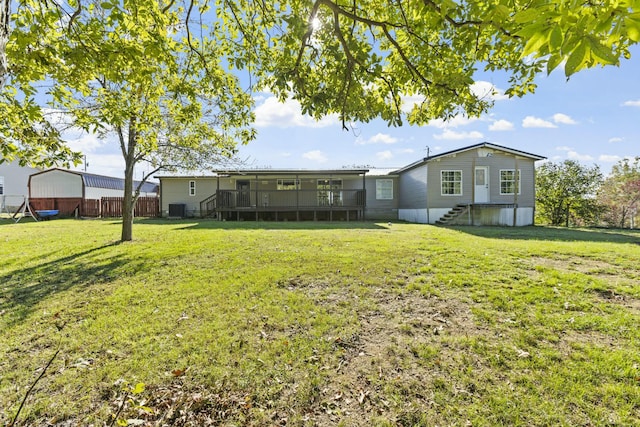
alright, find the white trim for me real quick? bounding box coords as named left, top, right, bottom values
left=440, top=170, right=463, bottom=196
left=375, top=178, right=393, bottom=200
left=499, top=169, right=521, bottom=195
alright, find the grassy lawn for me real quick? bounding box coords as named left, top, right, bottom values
left=1, top=219, right=639, bottom=426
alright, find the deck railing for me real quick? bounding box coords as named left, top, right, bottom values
left=212, top=189, right=366, bottom=210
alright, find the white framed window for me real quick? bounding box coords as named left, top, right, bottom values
left=500, top=169, right=521, bottom=195
left=441, top=170, right=462, bottom=196
left=189, top=180, right=196, bottom=196
left=376, top=179, right=393, bottom=200
left=0, top=176, right=4, bottom=195
left=277, top=179, right=300, bottom=190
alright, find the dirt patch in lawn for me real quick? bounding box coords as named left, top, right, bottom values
left=302, top=281, right=487, bottom=426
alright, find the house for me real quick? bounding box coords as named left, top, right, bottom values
left=157, top=169, right=399, bottom=221
left=0, top=160, right=41, bottom=197
left=396, top=142, right=546, bottom=226
left=28, top=168, right=159, bottom=216
left=0, top=160, right=41, bottom=216
left=156, top=142, right=545, bottom=226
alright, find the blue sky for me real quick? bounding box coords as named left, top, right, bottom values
left=67, top=45, right=640, bottom=179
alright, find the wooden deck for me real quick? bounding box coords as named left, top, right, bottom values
left=201, top=189, right=366, bottom=221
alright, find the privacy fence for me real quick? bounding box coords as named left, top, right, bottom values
left=29, top=197, right=159, bottom=218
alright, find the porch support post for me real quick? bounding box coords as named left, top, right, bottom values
left=255, top=174, right=259, bottom=221
left=296, top=174, right=300, bottom=221
left=216, top=174, right=220, bottom=221
left=329, top=175, right=333, bottom=222
left=362, top=172, right=366, bottom=220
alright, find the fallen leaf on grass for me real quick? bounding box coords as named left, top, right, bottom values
left=172, top=367, right=189, bottom=377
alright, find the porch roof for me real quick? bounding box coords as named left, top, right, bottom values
left=211, top=169, right=369, bottom=177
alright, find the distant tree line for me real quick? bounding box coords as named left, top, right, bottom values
left=536, top=158, right=640, bottom=228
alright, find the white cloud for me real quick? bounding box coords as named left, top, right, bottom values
left=567, top=151, right=594, bottom=161
left=65, top=132, right=108, bottom=154
left=400, top=94, right=427, bottom=113
left=356, top=133, right=399, bottom=145
left=622, top=99, right=640, bottom=107
left=302, top=150, right=328, bottom=163
left=470, top=81, right=509, bottom=101
left=556, top=146, right=572, bottom=152
left=489, top=119, right=514, bottom=131
left=553, top=113, right=577, bottom=125
left=608, top=137, right=624, bottom=143
left=555, top=146, right=593, bottom=161
left=522, top=116, right=557, bottom=128
left=377, top=150, right=393, bottom=161
left=428, top=115, right=479, bottom=129
left=599, top=154, right=622, bottom=162
left=433, top=129, right=484, bottom=140
left=254, top=96, right=339, bottom=128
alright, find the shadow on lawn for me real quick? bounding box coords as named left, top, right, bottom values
left=166, top=219, right=389, bottom=231
left=449, top=225, right=640, bottom=244
left=0, top=242, right=152, bottom=326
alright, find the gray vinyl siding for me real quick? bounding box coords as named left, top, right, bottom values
left=398, top=164, right=428, bottom=209
left=365, top=176, right=398, bottom=220
left=426, top=150, right=537, bottom=209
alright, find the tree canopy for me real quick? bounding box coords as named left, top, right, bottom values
left=227, top=0, right=640, bottom=128
left=3, top=0, right=255, bottom=240
left=536, top=160, right=604, bottom=226
left=598, top=157, right=640, bottom=228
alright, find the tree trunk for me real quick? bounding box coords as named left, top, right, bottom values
left=121, top=159, right=135, bottom=241
left=0, top=0, right=10, bottom=90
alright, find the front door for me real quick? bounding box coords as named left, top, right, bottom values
left=474, top=167, right=489, bottom=203
left=236, top=180, right=250, bottom=207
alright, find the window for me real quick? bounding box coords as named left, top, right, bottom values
left=500, top=169, right=521, bottom=195
left=189, top=180, right=196, bottom=196
left=441, top=170, right=462, bottom=196
left=376, top=179, right=393, bottom=200
left=277, top=179, right=300, bottom=190
left=0, top=176, right=4, bottom=195
left=317, top=179, right=342, bottom=205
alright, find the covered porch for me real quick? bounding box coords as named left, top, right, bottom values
left=201, top=169, right=368, bottom=221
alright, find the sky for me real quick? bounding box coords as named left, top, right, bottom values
left=65, top=45, right=640, bottom=180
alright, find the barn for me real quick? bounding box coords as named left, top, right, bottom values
left=28, top=169, right=158, bottom=217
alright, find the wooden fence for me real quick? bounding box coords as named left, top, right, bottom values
left=28, top=197, right=159, bottom=218
left=101, top=197, right=160, bottom=218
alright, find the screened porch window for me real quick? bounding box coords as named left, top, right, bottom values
left=317, top=179, right=342, bottom=206
left=277, top=179, right=300, bottom=190
left=441, top=170, right=462, bottom=196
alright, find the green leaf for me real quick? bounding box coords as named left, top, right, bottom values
left=587, top=36, right=618, bottom=65
left=549, top=26, right=563, bottom=51
left=565, top=41, right=588, bottom=76
left=131, top=382, right=145, bottom=394
left=624, top=17, right=640, bottom=42
left=546, top=54, right=563, bottom=75
left=513, top=9, right=540, bottom=24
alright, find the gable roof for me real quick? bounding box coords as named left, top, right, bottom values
left=393, top=142, right=546, bottom=174
left=32, top=168, right=159, bottom=193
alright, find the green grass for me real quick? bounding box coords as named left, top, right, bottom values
left=1, top=219, right=639, bottom=426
